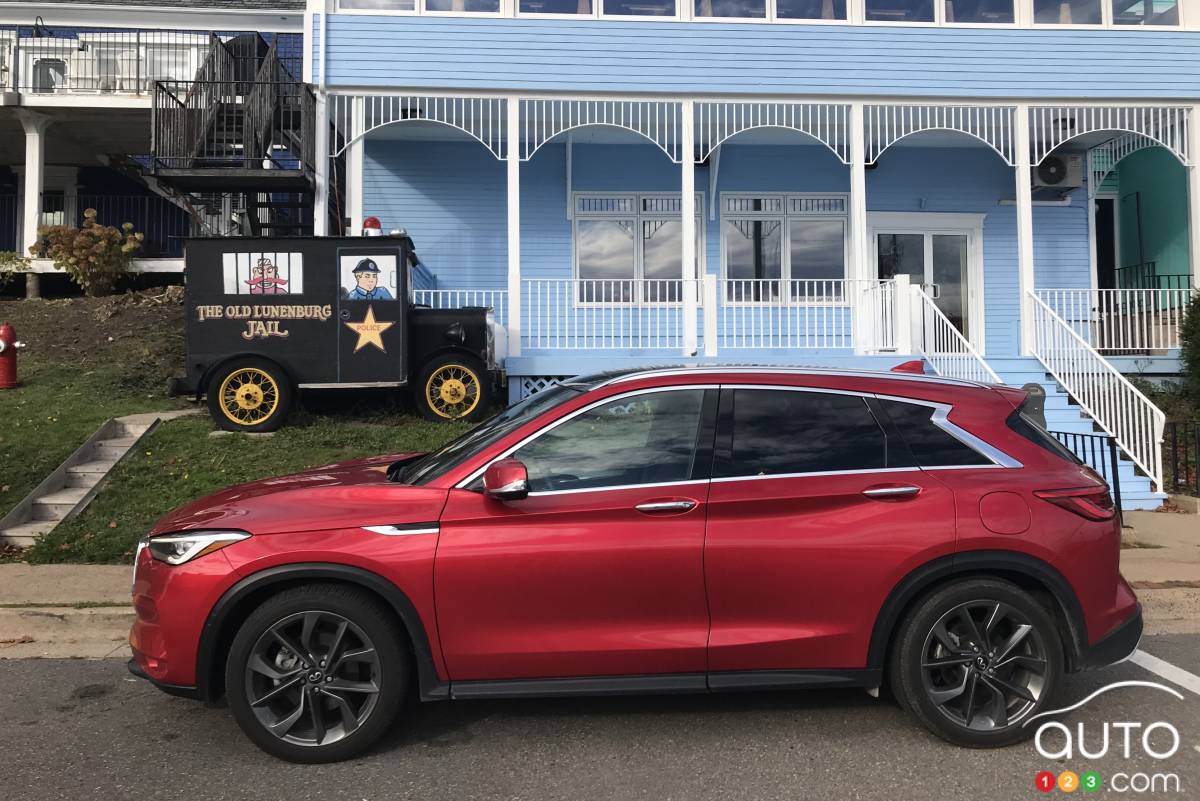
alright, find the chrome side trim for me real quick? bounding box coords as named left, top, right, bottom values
left=362, top=524, right=440, bottom=536
left=455, top=385, right=718, bottom=489
left=870, top=392, right=1023, bottom=469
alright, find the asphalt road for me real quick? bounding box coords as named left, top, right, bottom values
left=3, top=635, right=1200, bottom=801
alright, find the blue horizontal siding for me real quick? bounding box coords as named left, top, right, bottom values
left=323, top=15, right=1200, bottom=98
left=363, top=139, right=1090, bottom=359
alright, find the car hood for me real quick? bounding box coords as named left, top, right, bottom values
left=149, top=453, right=450, bottom=536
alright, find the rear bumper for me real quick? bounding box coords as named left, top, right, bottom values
left=1078, top=603, right=1143, bottom=669
left=127, top=657, right=200, bottom=701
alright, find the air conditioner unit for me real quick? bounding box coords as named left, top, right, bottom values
left=1033, top=153, right=1084, bottom=189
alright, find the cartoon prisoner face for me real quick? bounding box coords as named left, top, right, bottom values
left=246, top=257, right=289, bottom=294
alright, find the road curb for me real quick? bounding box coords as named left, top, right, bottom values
left=0, top=606, right=132, bottom=659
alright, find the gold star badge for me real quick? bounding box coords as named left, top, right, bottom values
left=344, top=305, right=395, bottom=353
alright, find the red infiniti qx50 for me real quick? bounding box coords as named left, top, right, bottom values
left=129, top=366, right=1142, bottom=762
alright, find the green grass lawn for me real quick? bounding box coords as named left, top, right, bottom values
left=1, top=291, right=470, bottom=563
left=27, top=412, right=467, bottom=564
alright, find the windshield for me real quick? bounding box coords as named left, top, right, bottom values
left=395, top=383, right=586, bottom=485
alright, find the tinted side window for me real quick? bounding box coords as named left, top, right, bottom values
left=716, top=389, right=888, bottom=478
left=879, top=399, right=991, bottom=467
left=513, top=389, right=706, bottom=492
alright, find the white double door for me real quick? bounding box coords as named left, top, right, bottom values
left=869, top=212, right=985, bottom=349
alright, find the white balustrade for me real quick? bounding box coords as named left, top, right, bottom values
left=413, top=288, right=508, bottom=326
left=522, top=279, right=696, bottom=350
left=910, top=286, right=1002, bottom=384
left=1029, top=291, right=1165, bottom=490
left=1035, top=288, right=1194, bottom=353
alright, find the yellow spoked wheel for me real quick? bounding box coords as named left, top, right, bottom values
left=424, top=363, right=482, bottom=420
left=218, top=367, right=281, bottom=427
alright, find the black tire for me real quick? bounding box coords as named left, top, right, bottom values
left=225, top=584, right=408, bottom=763
left=889, top=578, right=1063, bottom=748
left=413, top=353, right=492, bottom=423
left=206, top=357, right=294, bottom=433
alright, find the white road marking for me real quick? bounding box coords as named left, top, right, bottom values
left=1128, top=649, right=1200, bottom=697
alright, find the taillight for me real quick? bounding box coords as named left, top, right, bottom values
left=1034, top=486, right=1116, bottom=521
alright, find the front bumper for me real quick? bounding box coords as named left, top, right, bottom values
left=1078, top=603, right=1143, bottom=669
left=127, top=657, right=200, bottom=700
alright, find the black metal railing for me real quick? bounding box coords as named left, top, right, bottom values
left=1050, top=430, right=1124, bottom=517
left=1116, top=261, right=1193, bottom=292
left=0, top=194, right=17, bottom=253
left=1164, top=421, right=1199, bottom=496
left=76, top=195, right=192, bottom=258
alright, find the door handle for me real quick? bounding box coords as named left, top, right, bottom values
left=862, top=485, right=921, bottom=501
left=635, top=499, right=697, bottom=514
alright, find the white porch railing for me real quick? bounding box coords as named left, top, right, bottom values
left=911, top=287, right=1002, bottom=384
left=1028, top=291, right=1165, bottom=490
left=1035, top=287, right=1194, bottom=353
left=522, top=279, right=698, bottom=350
left=414, top=289, right=508, bottom=327
left=716, top=279, right=863, bottom=350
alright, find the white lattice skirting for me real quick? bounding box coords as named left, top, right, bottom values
left=517, top=376, right=571, bottom=399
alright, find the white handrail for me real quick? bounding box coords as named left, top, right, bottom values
left=1035, top=287, right=1194, bottom=352
left=1028, top=291, right=1165, bottom=490
left=522, top=279, right=697, bottom=351
left=910, top=286, right=1002, bottom=384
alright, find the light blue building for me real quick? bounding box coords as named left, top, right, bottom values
left=304, top=0, right=1200, bottom=508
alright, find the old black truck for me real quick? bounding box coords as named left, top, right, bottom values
left=174, top=235, right=504, bottom=432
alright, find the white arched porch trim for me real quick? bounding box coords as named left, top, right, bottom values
left=1030, top=105, right=1191, bottom=167
left=1086, top=132, right=1167, bottom=198
left=519, top=99, right=683, bottom=162
left=865, top=104, right=1017, bottom=166
left=329, top=94, right=507, bottom=160
left=693, top=102, right=850, bottom=164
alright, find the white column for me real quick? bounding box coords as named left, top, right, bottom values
left=313, top=92, right=329, bottom=236
left=346, top=96, right=365, bottom=235
left=681, top=99, right=697, bottom=357
left=1014, top=105, right=1036, bottom=355
left=506, top=96, right=522, bottom=357
left=1188, top=105, right=1200, bottom=290
left=848, top=102, right=871, bottom=353
left=16, top=110, right=51, bottom=257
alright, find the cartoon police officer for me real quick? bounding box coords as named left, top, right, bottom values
left=345, top=258, right=394, bottom=300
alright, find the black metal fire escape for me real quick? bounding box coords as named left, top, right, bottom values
left=150, top=33, right=316, bottom=237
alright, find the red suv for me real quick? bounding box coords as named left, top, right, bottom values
left=129, top=366, right=1142, bottom=762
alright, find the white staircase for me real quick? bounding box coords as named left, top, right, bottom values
left=988, top=357, right=1165, bottom=511
left=0, top=411, right=193, bottom=547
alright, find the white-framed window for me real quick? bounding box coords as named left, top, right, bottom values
left=339, top=0, right=503, bottom=14
left=1031, top=0, right=1179, bottom=25
left=573, top=192, right=704, bottom=305
left=720, top=193, right=848, bottom=304
left=694, top=0, right=848, bottom=21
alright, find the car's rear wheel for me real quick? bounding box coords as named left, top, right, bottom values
left=890, top=578, right=1063, bottom=748
left=225, top=584, right=407, bottom=763
left=206, top=357, right=294, bottom=433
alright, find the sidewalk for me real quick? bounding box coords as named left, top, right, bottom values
left=0, top=510, right=1196, bottom=659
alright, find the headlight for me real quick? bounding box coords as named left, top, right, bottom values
left=146, top=530, right=250, bottom=565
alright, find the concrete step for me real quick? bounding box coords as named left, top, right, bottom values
left=91, top=437, right=137, bottom=461
left=0, top=521, right=54, bottom=547
left=38, top=487, right=90, bottom=507
left=63, top=470, right=103, bottom=490
left=68, top=459, right=117, bottom=476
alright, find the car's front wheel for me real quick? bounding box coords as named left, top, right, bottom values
left=890, top=578, right=1063, bottom=747
left=225, top=584, right=407, bottom=763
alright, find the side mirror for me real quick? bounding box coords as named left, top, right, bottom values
left=483, top=458, right=529, bottom=501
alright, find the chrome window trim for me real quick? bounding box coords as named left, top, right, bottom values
left=872, top=392, right=1024, bottom=469
left=710, top=466, right=921, bottom=484
left=528, top=478, right=710, bottom=497
left=455, top=384, right=718, bottom=489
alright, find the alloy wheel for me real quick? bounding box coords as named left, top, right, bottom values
left=244, top=610, right=382, bottom=747
left=919, top=600, right=1048, bottom=731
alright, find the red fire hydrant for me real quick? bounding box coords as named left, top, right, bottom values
left=0, top=323, right=25, bottom=389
